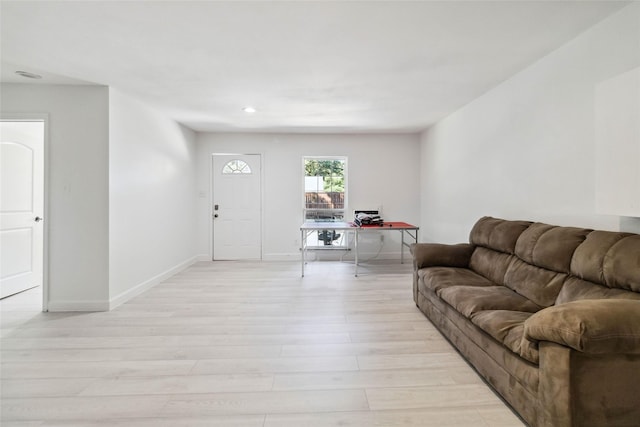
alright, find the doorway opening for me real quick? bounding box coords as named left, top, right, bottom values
left=0, top=119, right=46, bottom=312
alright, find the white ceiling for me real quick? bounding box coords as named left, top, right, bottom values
left=0, top=0, right=630, bottom=133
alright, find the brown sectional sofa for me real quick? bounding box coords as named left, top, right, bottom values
left=411, top=216, right=640, bottom=427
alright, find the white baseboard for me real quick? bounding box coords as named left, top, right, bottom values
left=47, top=300, right=110, bottom=312
left=46, top=255, right=203, bottom=312
left=45, top=251, right=408, bottom=312
left=263, top=253, right=301, bottom=261
left=357, top=251, right=404, bottom=260
left=195, top=254, right=210, bottom=262
left=108, top=255, right=200, bottom=310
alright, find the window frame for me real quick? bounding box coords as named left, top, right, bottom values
left=302, top=156, right=348, bottom=248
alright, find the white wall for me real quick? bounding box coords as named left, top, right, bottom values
left=108, top=89, right=199, bottom=307
left=196, top=133, right=421, bottom=260
left=419, top=3, right=640, bottom=244
left=1, top=84, right=199, bottom=311
left=1, top=84, right=110, bottom=310
left=595, top=66, right=640, bottom=217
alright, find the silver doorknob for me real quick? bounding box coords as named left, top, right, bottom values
left=35, top=216, right=43, bottom=222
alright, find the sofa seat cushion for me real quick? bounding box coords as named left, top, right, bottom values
left=419, top=289, right=540, bottom=395
left=418, top=266, right=494, bottom=294
left=471, top=310, right=539, bottom=364
left=438, top=285, right=542, bottom=318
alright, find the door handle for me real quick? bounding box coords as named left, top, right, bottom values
left=34, top=216, right=43, bottom=222
left=214, top=214, right=219, bottom=218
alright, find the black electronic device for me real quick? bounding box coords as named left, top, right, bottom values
left=353, top=212, right=384, bottom=227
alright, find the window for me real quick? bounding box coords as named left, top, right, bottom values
left=303, top=157, right=347, bottom=247
left=222, top=159, right=252, bottom=174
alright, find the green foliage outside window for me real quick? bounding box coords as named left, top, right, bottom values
left=305, top=159, right=345, bottom=192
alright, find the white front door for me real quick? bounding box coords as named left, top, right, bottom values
left=0, top=121, right=44, bottom=299
left=212, top=154, right=261, bottom=260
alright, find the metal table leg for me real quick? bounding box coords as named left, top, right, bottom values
left=301, top=229, right=305, bottom=277
left=355, top=228, right=359, bottom=277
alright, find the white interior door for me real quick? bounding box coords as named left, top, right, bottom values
left=212, top=154, right=261, bottom=260
left=1, top=121, right=44, bottom=299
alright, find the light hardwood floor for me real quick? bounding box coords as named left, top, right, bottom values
left=1, top=260, right=525, bottom=426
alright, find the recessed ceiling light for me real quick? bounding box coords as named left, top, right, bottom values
left=242, top=106, right=257, bottom=113
left=15, top=70, right=43, bottom=79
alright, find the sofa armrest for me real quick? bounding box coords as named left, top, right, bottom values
left=523, top=299, right=640, bottom=354
left=410, top=243, right=474, bottom=270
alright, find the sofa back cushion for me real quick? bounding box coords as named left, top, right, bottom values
left=469, top=247, right=514, bottom=286
left=570, top=231, right=631, bottom=286
left=468, top=217, right=531, bottom=286
left=467, top=216, right=640, bottom=306
left=469, top=216, right=531, bottom=254
left=504, top=259, right=567, bottom=307
left=555, top=277, right=640, bottom=305
left=515, top=224, right=591, bottom=273
left=602, top=235, right=640, bottom=292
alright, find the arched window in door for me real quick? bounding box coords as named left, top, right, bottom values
left=222, top=159, right=252, bottom=174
